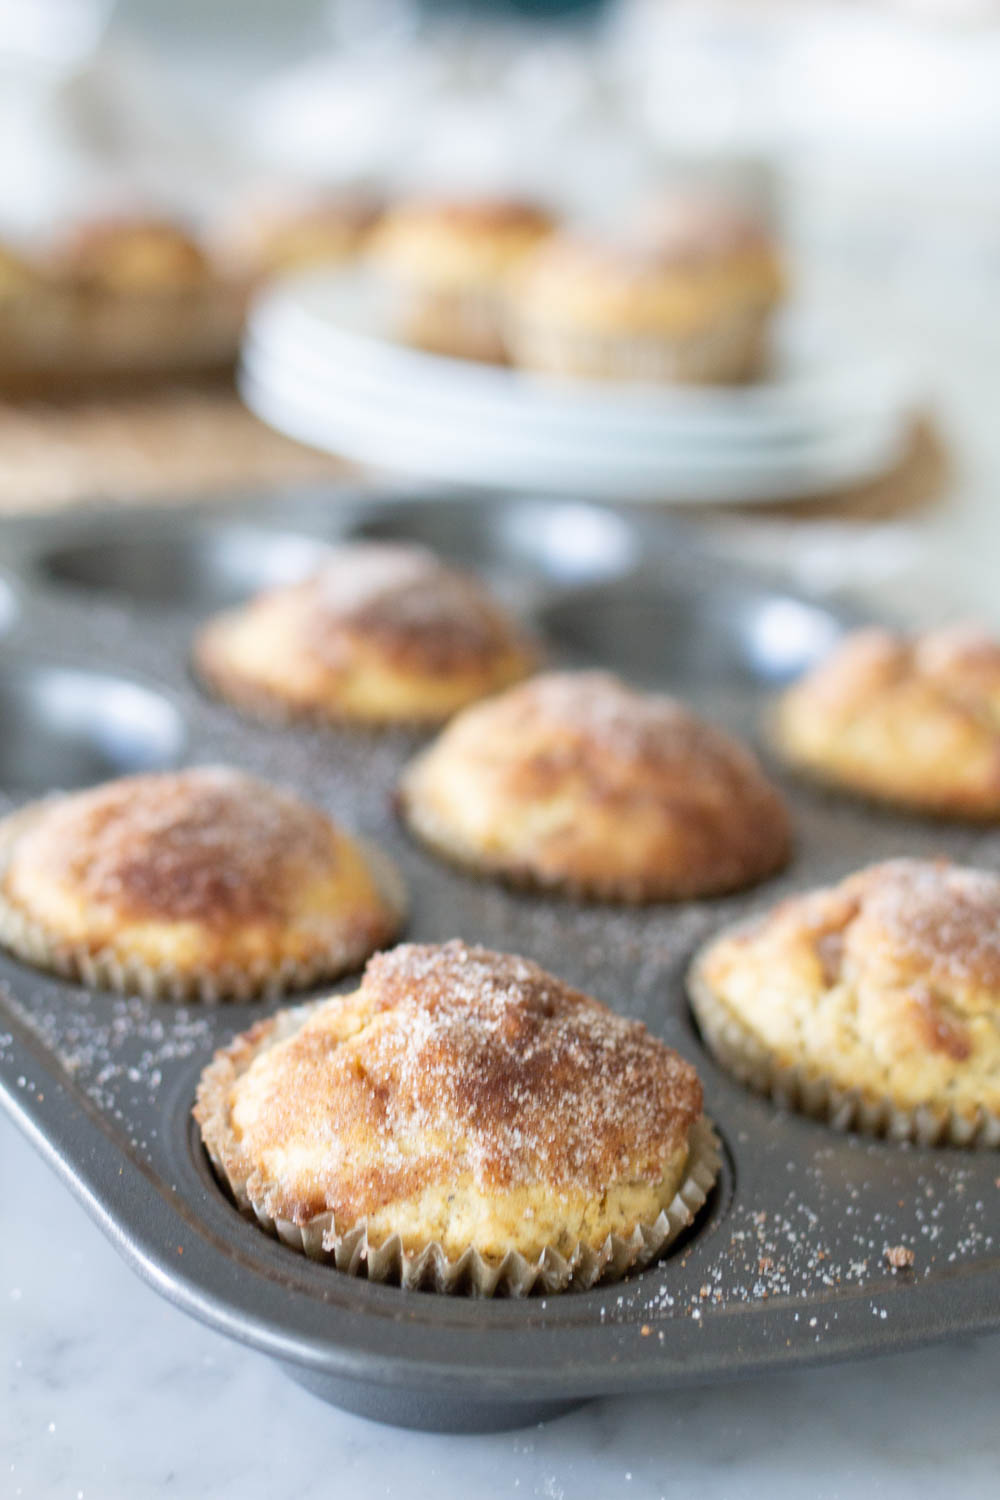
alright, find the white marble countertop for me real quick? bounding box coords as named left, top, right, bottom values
left=3, top=1114, right=999, bottom=1499
left=4, top=267, right=1000, bottom=1498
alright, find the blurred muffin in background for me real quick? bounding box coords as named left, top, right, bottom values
left=48, top=214, right=250, bottom=379
left=0, top=239, right=68, bottom=374
left=0, top=240, right=44, bottom=299
left=56, top=215, right=212, bottom=291
left=217, top=188, right=383, bottom=278
left=366, top=196, right=556, bottom=363
left=506, top=191, right=784, bottom=385
left=773, top=623, right=1000, bottom=819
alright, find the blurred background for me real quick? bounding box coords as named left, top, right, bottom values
left=1, top=0, right=998, bottom=612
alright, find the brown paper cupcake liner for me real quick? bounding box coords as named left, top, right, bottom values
left=378, top=275, right=509, bottom=364
left=0, top=279, right=249, bottom=388
left=196, top=1001, right=721, bottom=1295
left=505, top=305, right=768, bottom=385
left=0, top=802, right=406, bottom=1004
left=688, top=937, right=1000, bottom=1149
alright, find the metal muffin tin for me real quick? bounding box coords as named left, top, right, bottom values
left=1, top=488, right=998, bottom=1433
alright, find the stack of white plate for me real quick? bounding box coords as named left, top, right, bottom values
left=240, top=269, right=918, bottom=506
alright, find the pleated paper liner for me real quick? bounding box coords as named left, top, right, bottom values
left=688, top=936, right=1000, bottom=1149
left=0, top=802, right=407, bottom=1004
left=195, top=1001, right=721, bottom=1296
left=503, top=305, right=768, bottom=385
left=392, top=281, right=511, bottom=365
left=0, top=277, right=250, bottom=392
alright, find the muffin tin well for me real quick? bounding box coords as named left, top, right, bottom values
left=0, top=661, right=185, bottom=794
left=540, top=579, right=848, bottom=692
left=0, top=575, right=17, bottom=637
left=0, top=487, right=998, bottom=1434
left=351, top=495, right=641, bottom=587
left=35, top=519, right=333, bottom=610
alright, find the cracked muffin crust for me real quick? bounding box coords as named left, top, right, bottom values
left=689, top=858, right=1000, bottom=1145
left=217, top=190, right=382, bottom=276
left=506, top=193, right=783, bottom=384
left=367, top=196, right=555, bottom=362
left=194, top=542, right=537, bottom=727
left=0, top=215, right=251, bottom=385
left=399, top=670, right=791, bottom=901
left=0, top=767, right=403, bottom=1000
left=194, top=939, right=719, bottom=1292
left=53, top=216, right=213, bottom=291
left=774, top=623, right=1000, bottom=819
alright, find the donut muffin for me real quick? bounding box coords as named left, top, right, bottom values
left=399, top=670, right=791, bottom=901
left=366, top=196, right=555, bottom=362
left=0, top=767, right=403, bottom=1001
left=45, top=214, right=248, bottom=379
left=506, top=194, right=783, bottom=384
left=774, top=624, right=1000, bottom=819
left=194, top=542, right=537, bottom=728
left=195, top=939, right=719, bottom=1294
left=689, top=858, right=1000, bottom=1147
left=218, top=190, right=382, bottom=277
left=0, top=241, right=67, bottom=389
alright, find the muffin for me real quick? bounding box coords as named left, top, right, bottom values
left=46, top=214, right=249, bottom=378
left=0, top=767, right=404, bottom=1001
left=195, top=938, right=720, bottom=1294
left=366, top=197, right=555, bottom=363
left=218, top=189, right=382, bottom=278
left=506, top=193, right=784, bottom=384
left=0, top=239, right=41, bottom=299
left=194, top=542, right=537, bottom=728
left=398, top=670, right=792, bottom=901
left=0, top=240, right=73, bottom=390
left=689, top=858, right=1000, bottom=1147
left=774, top=623, right=1000, bottom=819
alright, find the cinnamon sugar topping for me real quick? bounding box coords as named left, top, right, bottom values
left=301, top=544, right=523, bottom=669
left=10, top=768, right=339, bottom=927
left=855, top=859, right=1000, bottom=995
left=233, top=940, right=702, bottom=1218
left=504, top=671, right=766, bottom=772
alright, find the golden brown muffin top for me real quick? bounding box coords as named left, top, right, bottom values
left=53, top=216, right=210, bottom=290
left=0, top=241, right=39, bottom=295
left=207, top=939, right=702, bottom=1223
left=712, top=858, right=1000, bottom=1056
left=5, top=767, right=343, bottom=929
left=775, top=623, right=1000, bottom=819
left=289, top=543, right=529, bottom=672
left=790, top=624, right=1000, bottom=723
left=836, top=859, right=1000, bottom=1010
left=219, top=190, right=383, bottom=274
left=377, top=196, right=553, bottom=239
left=511, top=221, right=783, bottom=335
left=400, top=671, right=790, bottom=901
left=367, top=197, right=555, bottom=288
left=628, top=189, right=775, bottom=265
left=450, top=668, right=783, bottom=809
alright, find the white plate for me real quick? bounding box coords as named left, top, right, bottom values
left=240, top=268, right=917, bottom=504
left=243, top=326, right=905, bottom=466
left=240, top=359, right=910, bottom=504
